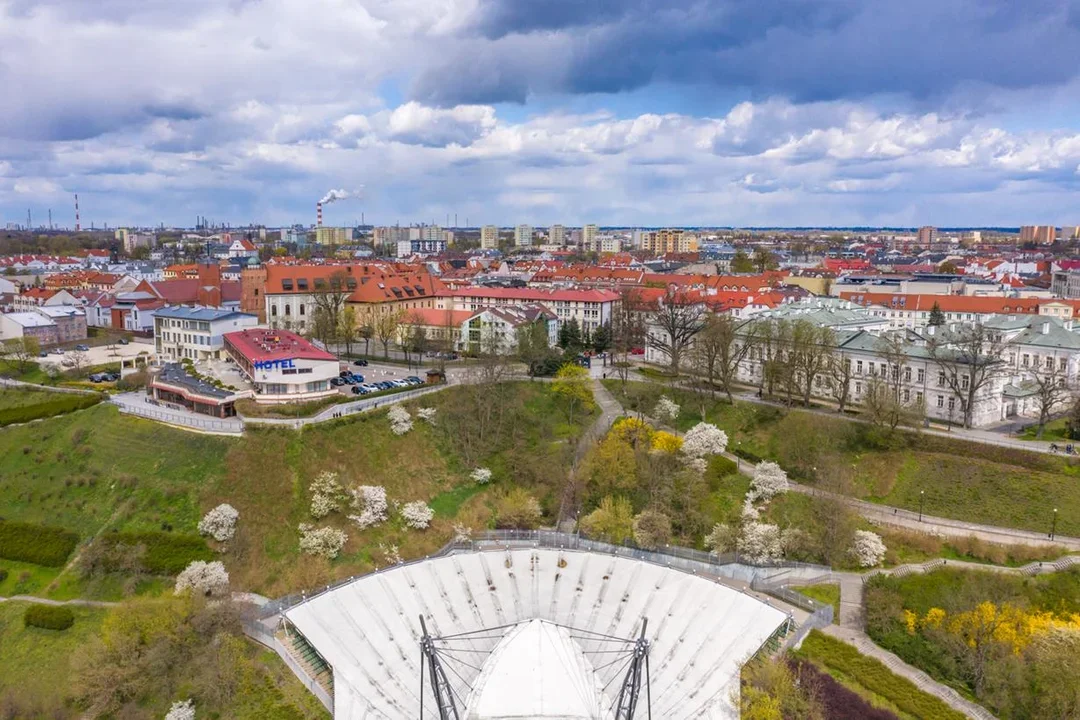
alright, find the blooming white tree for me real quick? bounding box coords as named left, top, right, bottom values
left=174, top=561, right=229, bottom=597
left=741, top=497, right=761, bottom=520
left=452, top=523, right=472, bottom=543
left=681, top=422, right=729, bottom=459
left=470, top=467, right=493, bottom=484
left=348, top=485, right=389, bottom=529
left=309, top=471, right=346, bottom=519
left=850, top=530, right=887, bottom=568
left=379, top=543, right=403, bottom=565
left=298, top=524, right=348, bottom=559
left=748, top=461, right=789, bottom=503
left=402, top=501, right=435, bottom=530
left=653, top=396, right=680, bottom=424
left=197, top=503, right=239, bottom=542
left=388, top=405, right=413, bottom=435
left=739, top=521, right=784, bottom=564
left=704, top=523, right=736, bottom=554
left=682, top=457, right=708, bottom=476
left=417, top=407, right=437, bottom=425
left=165, top=699, right=196, bottom=720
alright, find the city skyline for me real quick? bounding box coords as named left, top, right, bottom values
left=3, top=1, right=1080, bottom=227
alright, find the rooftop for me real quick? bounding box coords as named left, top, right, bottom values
left=154, top=306, right=256, bottom=322
left=223, top=328, right=336, bottom=363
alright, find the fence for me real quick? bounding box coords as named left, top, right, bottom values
left=751, top=573, right=836, bottom=650
left=110, top=397, right=244, bottom=434
left=243, top=620, right=334, bottom=712
left=241, top=384, right=448, bottom=429
left=0, top=377, right=101, bottom=396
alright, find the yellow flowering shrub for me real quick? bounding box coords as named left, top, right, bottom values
left=906, top=601, right=1080, bottom=654
left=650, top=431, right=684, bottom=454
left=611, top=417, right=653, bottom=446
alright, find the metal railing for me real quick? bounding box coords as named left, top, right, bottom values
left=111, top=397, right=244, bottom=434
left=261, top=530, right=833, bottom=618
left=241, top=384, right=448, bottom=428
left=750, top=573, right=836, bottom=650
left=243, top=620, right=334, bottom=712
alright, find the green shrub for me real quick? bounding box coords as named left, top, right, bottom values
left=0, top=568, right=7, bottom=582
left=0, top=520, right=79, bottom=566
left=99, top=531, right=212, bottom=574
left=732, top=446, right=763, bottom=464
left=0, top=393, right=101, bottom=426
left=709, top=455, right=738, bottom=478
left=797, top=630, right=968, bottom=720
left=23, top=604, right=75, bottom=631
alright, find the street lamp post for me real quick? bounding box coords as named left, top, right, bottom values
left=1051, top=508, right=1058, bottom=540
left=919, top=490, right=925, bottom=522
left=736, top=441, right=741, bottom=471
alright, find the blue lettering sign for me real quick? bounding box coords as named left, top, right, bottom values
left=253, top=358, right=296, bottom=371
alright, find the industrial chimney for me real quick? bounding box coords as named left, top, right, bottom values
left=317, top=202, right=323, bottom=227
left=74, top=194, right=80, bottom=231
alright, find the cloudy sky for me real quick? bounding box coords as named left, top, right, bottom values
left=2, top=0, right=1080, bottom=229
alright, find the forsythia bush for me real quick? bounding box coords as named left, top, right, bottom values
left=401, top=501, right=435, bottom=530
left=298, top=524, right=348, bottom=559
left=611, top=416, right=653, bottom=446
left=650, top=430, right=683, bottom=454
left=197, top=504, right=238, bottom=543
left=905, top=601, right=1080, bottom=655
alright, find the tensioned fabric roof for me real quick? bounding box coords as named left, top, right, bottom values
left=285, top=548, right=788, bottom=719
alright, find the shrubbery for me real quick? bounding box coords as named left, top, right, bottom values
left=709, top=455, right=738, bottom=478
left=23, top=604, right=75, bottom=631
left=797, top=630, right=968, bottom=720
left=0, top=393, right=101, bottom=426
left=0, top=520, right=79, bottom=566
left=97, top=531, right=213, bottom=574
left=0, top=568, right=7, bottom=583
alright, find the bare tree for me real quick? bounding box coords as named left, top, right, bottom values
left=646, top=289, right=705, bottom=375
left=875, top=332, right=909, bottom=400
left=926, top=323, right=1010, bottom=428
left=611, top=289, right=646, bottom=389
left=862, top=373, right=923, bottom=433
left=1028, top=361, right=1073, bottom=438
left=340, top=306, right=358, bottom=356
left=3, top=336, right=39, bottom=373
left=310, top=270, right=352, bottom=347
left=823, top=351, right=854, bottom=413
left=751, top=318, right=793, bottom=399
left=373, top=309, right=404, bottom=359
left=693, top=313, right=757, bottom=402
left=789, top=320, right=835, bottom=407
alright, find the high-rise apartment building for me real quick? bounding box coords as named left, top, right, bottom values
left=1061, top=226, right=1080, bottom=242
left=549, top=224, right=566, bottom=245
left=514, top=224, right=534, bottom=247
left=480, top=225, right=499, bottom=249
left=582, top=224, right=599, bottom=249
left=916, top=226, right=936, bottom=244
left=1020, top=225, right=1057, bottom=244
left=315, top=226, right=349, bottom=245
left=641, top=229, right=698, bottom=255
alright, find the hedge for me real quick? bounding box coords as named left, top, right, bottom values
left=99, top=531, right=213, bottom=575
left=24, top=604, right=75, bottom=631
left=0, top=520, right=79, bottom=567
left=790, top=658, right=899, bottom=720
left=732, top=446, right=764, bottom=464
left=797, top=630, right=969, bottom=720
left=0, top=393, right=102, bottom=426
left=710, top=455, right=739, bottom=478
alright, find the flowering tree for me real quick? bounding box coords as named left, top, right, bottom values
left=388, top=405, right=413, bottom=435
left=309, top=471, right=346, bottom=519
left=741, top=497, right=761, bottom=520
left=379, top=543, right=403, bottom=565
left=417, top=407, right=437, bottom=425
left=174, top=561, right=229, bottom=597
left=348, top=485, right=389, bottom=529
left=849, top=530, right=887, bottom=567
left=165, top=699, right=196, bottom=720
left=683, top=457, right=708, bottom=476
left=632, top=509, right=672, bottom=549
left=705, top=523, right=736, bottom=554
left=681, top=422, right=728, bottom=459
left=653, top=396, right=680, bottom=424
left=739, top=521, right=784, bottom=564
left=470, top=467, right=493, bottom=484
left=197, top=504, right=239, bottom=542
left=402, top=501, right=435, bottom=530
left=748, top=461, right=789, bottom=503
left=452, top=523, right=472, bottom=543
left=298, top=524, right=348, bottom=559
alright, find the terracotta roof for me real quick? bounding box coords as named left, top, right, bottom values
left=404, top=308, right=475, bottom=326
left=450, top=286, right=620, bottom=303
left=224, top=328, right=336, bottom=363
left=841, top=293, right=1043, bottom=314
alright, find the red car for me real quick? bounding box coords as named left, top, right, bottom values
left=630, top=347, right=645, bottom=355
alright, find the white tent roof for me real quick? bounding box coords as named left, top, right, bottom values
left=285, top=548, right=788, bottom=719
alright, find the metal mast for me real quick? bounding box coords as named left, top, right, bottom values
left=613, top=618, right=651, bottom=720
left=419, top=615, right=461, bottom=720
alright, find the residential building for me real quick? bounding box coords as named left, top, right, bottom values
left=153, top=306, right=260, bottom=363
left=373, top=226, right=411, bottom=250
left=397, top=308, right=475, bottom=349
left=0, top=312, right=57, bottom=344
left=395, top=238, right=447, bottom=257
left=514, top=224, right=534, bottom=247
left=917, top=226, right=936, bottom=244
left=1020, top=225, right=1056, bottom=244
left=315, top=226, right=350, bottom=245
left=480, top=225, right=500, bottom=250
left=582, top=224, right=598, bottom=249
left=844, top=293, right=1045, bottom=329
left=641, top=229, right=698, bottom=255
left=549, top=225, right=567, bottom=246
left=437, top=287, right=619, bottom=333
left=13, top=287, right=78, bottom=311
left=457, top=304, right=558, bottom=355
left=1062, top=226, right=1080, bottom=242
left=223, top=328, right=338, bottom=403
left=1052, top=269, right=1080, bottom=299
left=227, top=237, right=259, bottom=259
left=34, top=306, right=88, bottom=343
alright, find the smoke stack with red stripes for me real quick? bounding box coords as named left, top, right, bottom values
left=317, top=188, right=362, bottom=229
left=74, top=193, right=80, bottom=231
left=317, top=202, right=323, bottom=227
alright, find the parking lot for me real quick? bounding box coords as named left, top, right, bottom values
left=37, top=338, right=154, bottom=371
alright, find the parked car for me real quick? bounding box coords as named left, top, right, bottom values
left=106, top=372, right=120, bottom=381
left=406, top=376, right=423, bottom=385
left=89, top=373, right=106, bottom=383
left=50, top=348, right=65, bottom=355
left=117, top=338, right=130, bottom=345
left=74, top=344, right=90, bottom=351
left=351, top=385, right=366, bottom=395
left=351, top=374, right=364, bottom=383
left=331, top=377, right=345, bottom=387
left=352, top=359, right=369, bottom=367
left=38, top=351, right=48, bottom=357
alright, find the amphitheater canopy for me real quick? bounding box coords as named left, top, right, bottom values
left=285, top=548, right=788, bottom=719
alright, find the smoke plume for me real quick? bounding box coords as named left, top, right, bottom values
left=319, top=188, right=362, bottom=204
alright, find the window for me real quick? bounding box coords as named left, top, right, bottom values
left=937, top=395, right=944, bottom=408
left=856, top=360, right=863, bottom=374
left=880, top=363, right=887, bottom=376
left=1061, top=357, right=1068, bottom=371
left=916, top=391, right=924, bottom=403
left=1046, top=356, right=1054, bottom=370
left=948, top=397, right=956, bottom=411
left=855, top=381, right=862, bottom=395
left=271, top=306, right=277, bottom=317
left=917, top=368, right=925, bottom=383
left=961, top=374, right=969, bottom=390
left=903, top=389, right=910, bottom=402
left=937, top=371, right=945, bottom=386
left=284, top=305, right=291, bottom=316
left=903, top=367, right=911, bottom=382
left=1022, top=354, right=1030, bottom=367
left=299, top=304, right=305, bottom=316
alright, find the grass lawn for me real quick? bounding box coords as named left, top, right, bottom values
left=0, top=387, right=77, bottom=410
left=235, top=393, right=354, bottom=418
left=604, top=380, right=1080, bottom=537
left=0, top=600, right=108, bottom=711
left=791, top=582, right=841, bottom=621
left=1017, top=416, right=1070, bottom=442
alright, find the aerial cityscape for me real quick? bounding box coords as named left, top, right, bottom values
left=3, top=2, right=1080, bottom=720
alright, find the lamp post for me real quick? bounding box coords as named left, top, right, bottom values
left=736, top=441, right=742, bottom=471
left=1051, top=508, right=1058, bottom=540
left=919, top=490, right=925, bottom=523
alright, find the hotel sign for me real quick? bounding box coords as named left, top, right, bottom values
left=253, top=358, right=296, bottom=371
